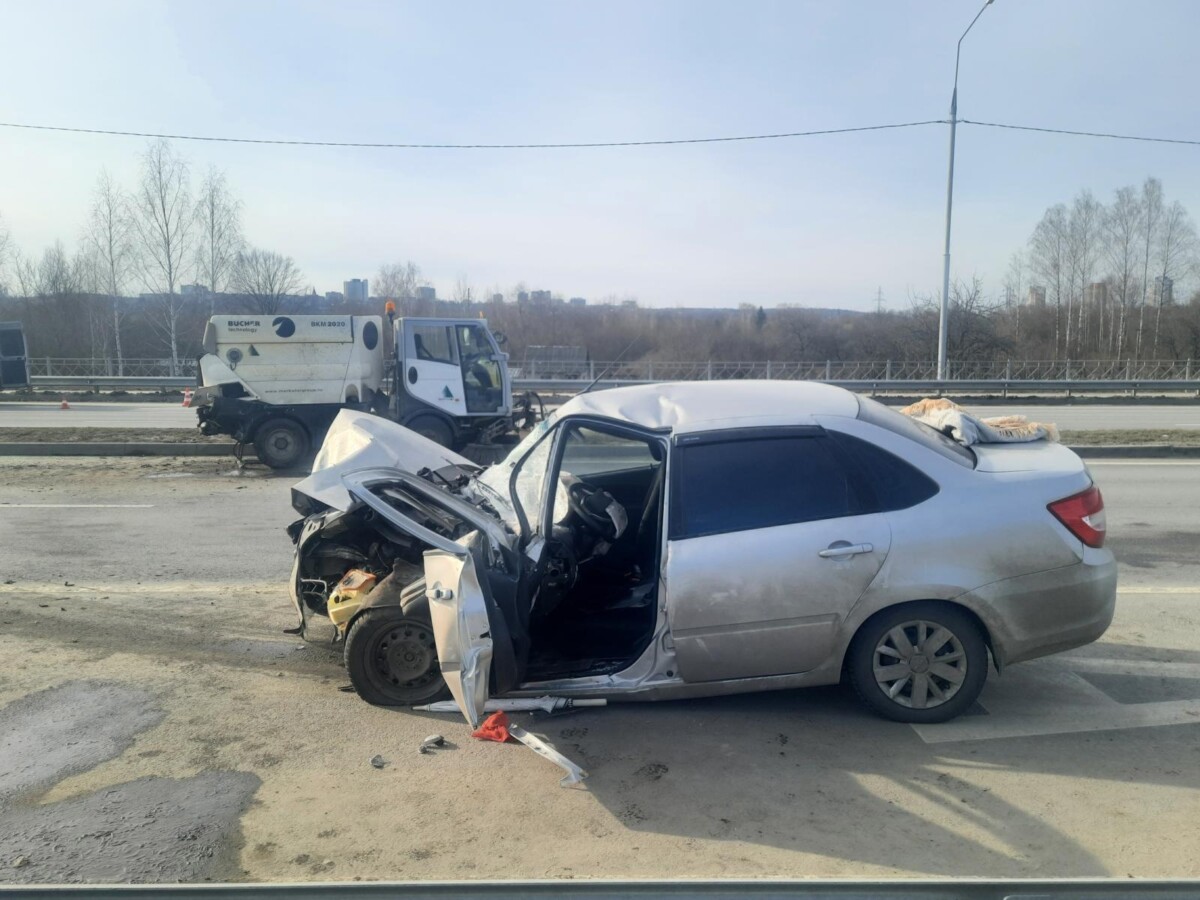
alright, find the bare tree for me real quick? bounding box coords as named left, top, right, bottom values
left=0, top=213, right=11, bottom=295
left=1135, top=177, right=1164, bottom=358
left=1029, top=204, right=1068, bottom=357
left=453, top=275, right=473, bottom=309
left=83, top=170, right=135, bottom=374
left=1066, top=190, right=1102, bottom=355
left=10, top=249, right=38, bottom=299
left=1103, top=186, right=1145, bottom=357
left=193, top=166, right=243, bottom=314
left=375, top=261, right=422, bottom=310
left=230, top=247, right=304, bottom=315
left=1152, top=201, right=1198, bottom=355
left=130, top=139, right=195, bottom=374
left=37, top=241, right=80, bottom=297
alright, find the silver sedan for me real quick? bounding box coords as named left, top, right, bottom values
left=287, top=381, right=1116, bottom=726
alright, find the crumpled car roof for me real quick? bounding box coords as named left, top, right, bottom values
left=554, top=380, right=860, bottom=434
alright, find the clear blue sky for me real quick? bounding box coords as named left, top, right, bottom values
left=2, top=0, right=1199, bottom=309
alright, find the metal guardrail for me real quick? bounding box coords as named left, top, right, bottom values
left=0, top=881, right=1197, bottom=899
left=29, top=375, right=193, bottom=390
left=513, top=358, right=1200, bottom=382
left=26, top=357, right=1200, bottom=382
left=19, top=374, right=1200, bottom=397
left=519, top=378, right=1200, bottom=397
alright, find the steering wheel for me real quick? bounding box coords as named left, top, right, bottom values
left=567, top=482, right=619, bottom=540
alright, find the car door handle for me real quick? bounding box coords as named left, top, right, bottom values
left=818, top=542, right=874, bottom=558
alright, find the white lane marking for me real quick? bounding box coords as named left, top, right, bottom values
left=0, top=503, right=155, bottom=508
left=914, top=699, right=1200, bottom=744
left=912, top=659, right=1200, bottom=744
left=1066, top=657, right=1200, bottom=679
left=1118, top=586, right=1200, bottom=594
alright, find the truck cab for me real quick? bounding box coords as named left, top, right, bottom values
left=392, top=317, right=512, bottom=447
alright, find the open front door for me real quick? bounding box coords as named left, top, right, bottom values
left=339, top=468, right=528, bottom=728
left=423, top=542, right=495, bottom=728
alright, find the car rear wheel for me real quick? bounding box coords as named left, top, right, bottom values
left=847, top=602, right=987, bottom=724
left=253, top=418, right=309, bottom=470
left=344, top=599, right=450, bottom=707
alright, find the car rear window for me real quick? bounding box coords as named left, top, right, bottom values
left=671, top=432, right=861, bottom=539
left=855, top=396, right=975, bottom=468
left=827, top=430, right=940, bottom=511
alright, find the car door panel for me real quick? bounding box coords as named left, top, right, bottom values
left=424, top=546, right=494, bottom=728
left=665, top=513, right=891, bottom=681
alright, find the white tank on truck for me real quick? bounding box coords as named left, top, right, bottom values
left=194, top=311, right=534, bottom=469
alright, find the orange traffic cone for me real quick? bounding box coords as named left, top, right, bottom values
left=60, top=394, right=70, bottom=410
left=182, top=388, right=194, bottom=408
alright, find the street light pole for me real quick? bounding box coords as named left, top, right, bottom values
left=938, top=0, right=994, bottom=381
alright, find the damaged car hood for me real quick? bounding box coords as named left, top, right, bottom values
left=294, top=410, right=477, bottom=511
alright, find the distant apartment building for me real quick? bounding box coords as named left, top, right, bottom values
left=416, top=285, right=437, bottom=303
left=491, top=293, right=504, bottom=304
left=344, top=279, right=369, bottom=303
left=1151, top=275, right=1174, bottom=306
left=569, top=297, right=587, bottom=307
left=325, top=291, right=344, bottom=304
left=1024, top=286, right=1047, bottom=307
left=1084, top=282, right=1108, bottom=307
left=181, top=283, right=210, bottom=298
left=529, top=290, right=552, bottom=304
left=517, top=291, right=530, bottom=304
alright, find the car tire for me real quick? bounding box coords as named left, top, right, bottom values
left=344, top=596, right=450, bottom=707
left=253, top=418, right=309, bottom=470
left=407, top=415, right=454, bottom=448
left=847, top=601, right=988, bottom=724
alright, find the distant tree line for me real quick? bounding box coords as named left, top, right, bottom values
left=0, top=140, right=302, bottom=374
left=4, top=157, right=1200, bottom=369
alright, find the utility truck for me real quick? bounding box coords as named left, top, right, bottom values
left=194, top=312, right=533, bottom=468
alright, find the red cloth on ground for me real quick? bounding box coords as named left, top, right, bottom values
left=471, top=710, right=511, bottom=743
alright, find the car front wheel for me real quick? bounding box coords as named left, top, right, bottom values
left=344, top=599, right=450, bottom=707
left=847, top=601, right=988, bottom=724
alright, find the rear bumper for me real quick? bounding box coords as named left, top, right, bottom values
left=964, top=551, right=1117, bottom=667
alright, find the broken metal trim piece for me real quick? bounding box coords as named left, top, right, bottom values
left=415, top=697, right=607, bottom=714
left=508, top=723, right=589, bottom=788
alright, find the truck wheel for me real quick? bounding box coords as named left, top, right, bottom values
left=344, top=599, right=450, bottom=706
left=407, top=415, right=453, bottom=448
left=253, top=418, right=309, bottom=470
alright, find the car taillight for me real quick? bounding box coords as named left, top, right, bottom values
left=1048, top=484, right=1106, bottom=548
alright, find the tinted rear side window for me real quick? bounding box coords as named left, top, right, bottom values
left=828, top=430, right=939, bottom=512
left=856, top=395, right=975, bottom=468
left=672, top=434, right=860, bottom=539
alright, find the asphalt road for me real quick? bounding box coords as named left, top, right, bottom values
left=2, top=400, right=1200, bottom=431
left=1, top=455, right=1198, bottom=883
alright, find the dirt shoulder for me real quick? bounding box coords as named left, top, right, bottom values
left=1060, top=429, right=1200, bottom=446
left=0, top=428, right=230, bottom=444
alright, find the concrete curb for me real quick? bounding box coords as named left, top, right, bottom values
left=2, top=442, right=1199, bottom=460
left=0, top=442, right=235, bottom=457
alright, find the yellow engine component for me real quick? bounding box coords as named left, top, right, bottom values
left=327, top=569, right=378, bottom=631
